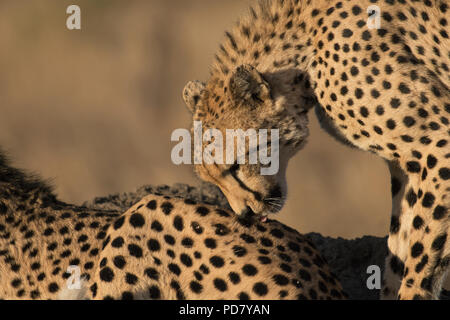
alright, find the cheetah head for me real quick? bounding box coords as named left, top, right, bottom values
left=183, top=64, right=311, bottom=221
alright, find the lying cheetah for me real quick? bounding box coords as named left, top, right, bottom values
left=182, top=0, right=449, bottom=299
left=0, top=151, right=346, bottom=299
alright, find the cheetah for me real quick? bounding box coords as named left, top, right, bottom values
left=182, top=0, right=449, bottom=299
left=0, top=150, right=346, bottom=299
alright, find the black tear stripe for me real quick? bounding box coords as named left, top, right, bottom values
left=240, top=139, right=273, bottom=160
left=218, top=163, right=262, bottom=201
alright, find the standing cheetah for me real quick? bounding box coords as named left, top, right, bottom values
left=0, top=150, right=345, bottom=299
left=182, top=0, right=449, bottom=299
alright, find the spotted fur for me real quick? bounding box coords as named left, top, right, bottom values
left=0, top=151, right=346, bottom=300
left=182, top=0, right=449, bottom=299
left=88, top=194, right=346, bottom=300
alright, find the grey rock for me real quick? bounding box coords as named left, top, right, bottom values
left=306, top=232, right=386, bottom=299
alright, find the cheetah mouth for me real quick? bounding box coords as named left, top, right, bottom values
left=239, top=206, right=270, bottom=223
left=239, top=199, right=284, bottom=223
left=260, top=199, right=285, bottom=222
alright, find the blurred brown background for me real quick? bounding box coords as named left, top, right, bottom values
left=0, top=0, right=390, bottom=238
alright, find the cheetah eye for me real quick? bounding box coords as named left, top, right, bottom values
left=251, top=93, right=264, bottom=104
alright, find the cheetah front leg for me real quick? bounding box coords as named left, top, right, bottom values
left=382, top=161, right=450, bottom=299
left=382, top=161, right=449, bottom=300
left=381, top=161, right=413, bottom=299
left=396, top=185, right=449, bottom=300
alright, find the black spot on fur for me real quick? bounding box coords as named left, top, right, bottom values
left=160, top=202, right=173, bottom=215
left=413, top=215, right=424, bottom=229
left=406, top=162, right=421, bottom=173
left=406, top=189, right=417, bottom=207
left=210, top=256, right=225, bottom=268
left=113, top=217, right=125, bottom=230
left=433, top=206, right=446, bottom=220
left=147, top=239, right=161, bottom=252
left=100, top=267, right=114, bottom=282
left=415, top=255, right=428, bottom=273
left=253, top=282, right=268, bottom=296
left=129, top=213, right=145, bottom=228
left=421, top=192, right=435, bottom=208
left=242, top=264, right=258, bottom=276
left=213, top=278, right=228, bottom=292
left=173, top=216, right=184, bottom=231
left=411, top=242, right=424, bottom=258
left=148, top=285, right=161, bottom=299
left=204, top=238, right=216, bottom=249
left=146, top=200, right=157, bottom=210
left=196, top=206, right=210, bottom=216
left=438, top=168, right=449, bottom=180
left=431, top=234, right=447, bottom=251
left=128, top=244, right=143, bottom=258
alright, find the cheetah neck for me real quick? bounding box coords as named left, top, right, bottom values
left=209, top=0, right=326, bottom=114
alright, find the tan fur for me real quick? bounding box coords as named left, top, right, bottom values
left=89, top=194, right=346, bottom=300
left=183, top=0, right=449, bottom=299
left=0, top=152, right=346, bottom=300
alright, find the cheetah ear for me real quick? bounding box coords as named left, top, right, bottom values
left=229, top=64, right=271, bottom=108
left=182, top=80, right=206, bottom=114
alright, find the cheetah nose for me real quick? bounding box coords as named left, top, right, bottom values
left=239, top=206, right=255, bottom=219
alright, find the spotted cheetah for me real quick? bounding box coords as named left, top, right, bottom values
left=0, top=151, right=346, bottom=299
left=182, top=0, right=449, bottom=299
